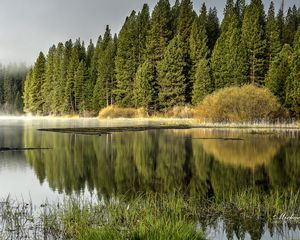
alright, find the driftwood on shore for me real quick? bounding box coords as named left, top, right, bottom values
left=0, top=147, right=51, bottom=152
left=38, top=125, right=197, bottom=136
left=38, top=125, right=243, bottom=141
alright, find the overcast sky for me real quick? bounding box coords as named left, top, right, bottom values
left=0, top=0, right=298, bottom=65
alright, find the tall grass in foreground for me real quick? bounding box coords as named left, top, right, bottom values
left=0, top=190, right=300, bottom=239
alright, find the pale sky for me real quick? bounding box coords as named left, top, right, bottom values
left=0, top=0, right=298, bottom=65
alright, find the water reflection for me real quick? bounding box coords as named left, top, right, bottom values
left=1, top=119, right=300, bottom=240
left=23, top=127, right=300, bottom=200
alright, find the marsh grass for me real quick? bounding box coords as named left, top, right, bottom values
left=0, top=191, right=300, bottom=239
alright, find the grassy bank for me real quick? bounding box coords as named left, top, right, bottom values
left=1, top=190, right=300, bottom=239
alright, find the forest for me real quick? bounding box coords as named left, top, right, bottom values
left=0, top=64, right=27, bottom=114
left=22, top=0, right=300, bottom=117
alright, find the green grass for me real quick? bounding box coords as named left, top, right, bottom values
left=1, top=190, right=300, bottom=239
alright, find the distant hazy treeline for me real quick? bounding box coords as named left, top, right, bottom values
left=23, top=0, right=300, bottom=116
left=0, top=64, right=27, bottom=114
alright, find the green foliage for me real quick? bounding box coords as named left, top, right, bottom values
left=145, top=0, right=172, bottom=64
left=241, top=2, right=266, bottom=84
left=206, top=7, right=220, bottom=50
left=29, top=52, right=46, bottom=114
left=211, top=20, right=248, bottom=89
left=157, top=36, right=186, bottom=109
left=115, top=11, right=140, bottom=107
left=196, top=85, right=282, bottom=122
left=192, top=59, right=212, bottom=105
left=265, top=2, right=281, bottom=65
left=265, top=44, right=293, bottom=106
left=93, top=26, right=115, bottom=110
left=0, top=64, right=27, bottom=113
left=134, top=61, right=157, bottom=112
left=286, top=28, right=300, bottom=115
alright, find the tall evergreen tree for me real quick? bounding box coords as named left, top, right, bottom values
left=51, top=42, right=64, bottom=114
left=265, top=44, right=292, bottom=106
left=266, top=1, right=281, bottom=66
left=145, top=0, right=172, bottom=64
left=221, top=0, right=236, bottom=32
left=277, top=0, right=285, bottom=44
left=134, top=61, right=157, bottom=112
left=42, top=45, right=56, bottom=114
left=283, top=6, right=299, bottom=45
left=212, top=20, right=248, bottom=89
left=115, top=11, right=140, bottom=107
left=157, top=36, right=186, bottom=109
left=142, top=0, right=172, bottom=109
left=57, top=40, right=73, bottom=114
left=177, top=0, right=195, bottom=103
left=93, top=25, right=115, bottom=110
left=241, top=2, right=266, bottom=84
left=286, top=28, right=300, bottom=115
left=137, top=4, right=150, bottom=64
left=64, top=40, right=82, bottom=113
left=192, top=58, right=212, bottom=105
left=23, top=68, right=33, bottom=112
left=189, top=3, right=209, bottom=92
left=74, top=61, right=88, bottom=113
left=170, top=0, right=180, bottom=36
left=206, top=7, right=220, bottom=51
left=29, top=52, right=46, bottom=113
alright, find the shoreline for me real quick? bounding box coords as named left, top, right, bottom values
left=0, top=115, right=299, bottom=130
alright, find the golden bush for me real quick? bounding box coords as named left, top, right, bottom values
left=195, top=85, right=283, bottom=123
left=99, top=105, right=146, bottom=119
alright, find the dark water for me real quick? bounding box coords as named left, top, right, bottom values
left=0, top=117, right=299, bottom=239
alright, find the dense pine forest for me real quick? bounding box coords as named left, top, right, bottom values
left=0, top=64, right=27, bottom=114
left=23, top=0, right=300, bottom=117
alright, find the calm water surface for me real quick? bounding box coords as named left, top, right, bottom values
left=0, top=117, right=299, bottom=240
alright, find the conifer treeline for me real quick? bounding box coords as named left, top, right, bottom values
left=0, top=64, right=27, bottom=113
left=24, top=0, right=300, bottom=116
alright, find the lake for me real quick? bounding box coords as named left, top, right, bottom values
left=0, top=117, right=299, bottom=239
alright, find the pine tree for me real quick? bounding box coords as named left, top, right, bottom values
left=93, top=25, right=115, bottom=110
left=241, top=2, right=266, bottom=84
left=74, top=61, right=87, bottom=113
left=286, top=28, right=300, bottom=115
left=283, top=6, right=299, bottom=45
left=30, top=52, right=46, bottom=114
left=134, top=61, right=157, bottom=112
left=86, top=40, right=95, bottom=68
left=266, top=1, right=281, bottom=66
left=177, top=0, right=195, bottom=51
left=58, top=40, right=73, bottom=114
left=52, top=42, right=64, bottom=114
left=64, top=40, right=81, bottom=113
left=42, top=45, right=56, bottom=114
left=206, top=7, right=220, bottom=51
left=189, top=3, right=209, bottom=91
left=192, top=58, right=212, bottom=105
left=115, top=11, right=139, bottom=107
left=235, top=0, right=246, bottom=23
left=265, top=44, right=292, bottom=106
left=176, top=0, right=195, bottom=103
left=170, top=0, right=180, bottom=36
left=221, top=0, right=236, bottom=32
left=277, top=0, right=285, bottom=44
left=137, top=4, right=150, bottom=65
left=146, top=0, right=172, bottom=64
left=157, top=36, right=186, bottom=109
left=211, top=19, right=248, bottom=89
left=141, top=0, right=172, bottom=109
left=23, top=68, right=33, bottom=112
